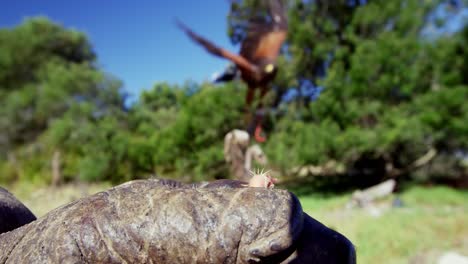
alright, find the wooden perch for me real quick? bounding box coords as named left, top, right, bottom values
left=223, top=129, right=268, bottom=182
left=51, top=150, right=62, bottom=187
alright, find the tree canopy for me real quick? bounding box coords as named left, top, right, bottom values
left=1, top=1, right=467, bottom=190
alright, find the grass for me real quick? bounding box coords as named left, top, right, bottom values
left=6, top=180, right=112, bottom=217
left=297, top=186, right=468, bottom=263
left=5, top=182, right=468, bottom=263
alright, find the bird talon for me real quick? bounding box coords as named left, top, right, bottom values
left=254, top=125, right=266, bottom=143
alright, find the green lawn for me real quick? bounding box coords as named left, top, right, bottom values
left=298, top=186, right=468, bottom=263
left=6, top=182, right=468, bottom=263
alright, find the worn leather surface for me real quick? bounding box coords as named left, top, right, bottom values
left=0, top=179, right=355, bottom=263
left=0, top=179, right=303, bottom=263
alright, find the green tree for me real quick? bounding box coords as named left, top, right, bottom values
left=228, top=0, right=467, bottom=188
left=0, top=18, right=125, bottom=155
left=0, top=17, right=127, bottom=183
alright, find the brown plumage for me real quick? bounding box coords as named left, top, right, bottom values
left=177, top=0, right=288, bottom=142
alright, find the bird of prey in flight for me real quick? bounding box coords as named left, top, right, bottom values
left=177, top=0, right=288, bottom=142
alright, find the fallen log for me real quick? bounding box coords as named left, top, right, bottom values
left=350, top=179, right=397, bottom=208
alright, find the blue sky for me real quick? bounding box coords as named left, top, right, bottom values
left=1, top=0, right=236, bottom=102
left=2, top=1, right=468, bottom=104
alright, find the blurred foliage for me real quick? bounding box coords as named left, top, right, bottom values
left=1, top=1, right=467, bottom=189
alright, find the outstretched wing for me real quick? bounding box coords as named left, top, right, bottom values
left=176, top=20, right=256, bottom=74
left=239, top=0, right=288, bottom=61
